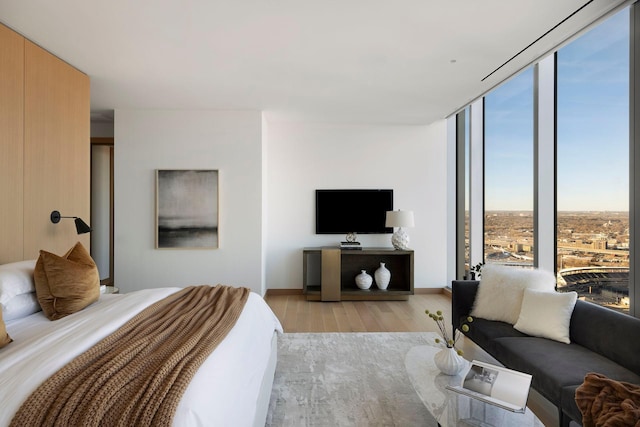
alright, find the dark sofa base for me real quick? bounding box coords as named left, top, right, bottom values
left=452, top=280, right=640, bottom=427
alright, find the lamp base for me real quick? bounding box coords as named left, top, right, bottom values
left=391, top=227, right=410, bottom=250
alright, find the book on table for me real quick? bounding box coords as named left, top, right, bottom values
left=340, top=241, right=362, bottom=250
left=446, top=360, right=532, bottom=413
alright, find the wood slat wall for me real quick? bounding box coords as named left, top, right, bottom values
left=0, top=25, right=24, bottom=263
left=0, top=23, right=90, bottom=262
left=23, top=40, right=90, bottom=258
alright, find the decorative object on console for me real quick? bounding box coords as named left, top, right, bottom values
left=50, top=210, right=92, bottom=234
left=385, top=210, right=414, bottom=250
left=374, top=262, right=391, bottom=290
left=425, top=309, right=472, bottom=375
left=340, top=241, right=362, bottom=250
left=355, top=270, right=373, bottom=290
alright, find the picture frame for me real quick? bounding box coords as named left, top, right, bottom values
left=155, top=169, right=219, bottom=249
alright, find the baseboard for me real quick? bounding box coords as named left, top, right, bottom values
left=265, top=288, right=304, bottom=296
left=414, top=288, right=447, bottom=295
left=266, top=288, right=448, bottom=296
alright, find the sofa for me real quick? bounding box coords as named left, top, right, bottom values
left=452, top=278, right=640, bottom=426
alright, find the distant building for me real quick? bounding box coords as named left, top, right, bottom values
left=557, top=267, right=629, bottom=312
left=562, top=239, right=607, bottom=250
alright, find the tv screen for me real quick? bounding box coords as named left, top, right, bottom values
left=315, top=189, right=393, bottom=234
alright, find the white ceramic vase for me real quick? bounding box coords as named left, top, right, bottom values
left=434, top=347, right=466, bottom=376
left=374, top=262, right=391, bottom=290
left=355, top=270, right=373, bottom=290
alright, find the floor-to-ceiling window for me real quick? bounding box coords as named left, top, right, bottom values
left=556, top=9, right=630, bottom=313
left=453, top=5, right=635, bottom=316
left=464, top=107, right=471, bottom=274
left=483, top=68, right=535, bottom=268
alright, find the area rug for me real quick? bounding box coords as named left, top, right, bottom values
left=266, top=332, right=438, bottom=427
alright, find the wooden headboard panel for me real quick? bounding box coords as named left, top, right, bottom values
left=0, top=24, right=90, bottom=263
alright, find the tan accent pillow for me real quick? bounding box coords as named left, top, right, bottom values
left=34, top=242, right=100, bottom=320
left=0, top=307, right=12, bottom=348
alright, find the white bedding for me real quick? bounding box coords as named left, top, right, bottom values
left=0, top=287, right=282, bottom=427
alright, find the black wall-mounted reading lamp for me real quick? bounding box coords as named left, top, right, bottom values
left=50, top=210, right=92, bottom=234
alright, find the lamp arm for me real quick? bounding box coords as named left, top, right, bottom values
left=50, top=210, right=79, bottom=222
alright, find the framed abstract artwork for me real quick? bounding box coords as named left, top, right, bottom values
left=156, top=169, right=219, bottom=249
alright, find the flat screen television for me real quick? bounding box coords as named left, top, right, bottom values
left=315, top=189, right=393, bottom=234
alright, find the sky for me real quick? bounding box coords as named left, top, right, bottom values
left=482, top=8, right=629, bottom=212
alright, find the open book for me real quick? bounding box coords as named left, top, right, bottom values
left=446, top=360, right=532, bottom=413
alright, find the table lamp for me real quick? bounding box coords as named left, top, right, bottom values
left=385, top=210, right=414, bottom=250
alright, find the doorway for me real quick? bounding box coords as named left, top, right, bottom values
left=91, top=137, right=114, bottom=285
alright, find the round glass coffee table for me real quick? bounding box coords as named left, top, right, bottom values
left=405, top=340, right=545, bottom=427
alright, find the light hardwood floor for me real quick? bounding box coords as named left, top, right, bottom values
left=264, top=290, right=452, bottom=333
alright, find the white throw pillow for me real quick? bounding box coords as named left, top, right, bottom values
left=470, top=264, right=556, bottom=324
left=1, top=292, right=41, bottom=321
left=514, top=289, right=578, bottom=344
left=0, top=260, right=37, bottom=306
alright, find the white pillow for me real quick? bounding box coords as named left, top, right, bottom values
left=514, top=289, right=578, bottom=344
left=470, top=264, right=556, bottom=324
left=0, top=260, right=37, bottom=305
left=1, top=292, right=41, bottom=321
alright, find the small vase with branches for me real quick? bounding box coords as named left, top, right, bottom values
left=425, top=309, right=473, bottom=355
left=425, top=309, right=473, bottom=375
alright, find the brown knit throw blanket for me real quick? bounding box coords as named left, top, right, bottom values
left=576, top=372, right=640, bottom=427
left=10, top=285, right=249, bottom=427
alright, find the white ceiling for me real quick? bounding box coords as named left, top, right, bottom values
left=0, top=0, right=629, bottom=125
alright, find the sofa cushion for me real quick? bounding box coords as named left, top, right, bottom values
left=470, top=264, right=556, bottom=325
left=514, top=289, right=577, bottom=344
left=492, top=337, right=640, bottom=404
left=462, top=318, right=528, bottom=356
left=570, top=300, right=640, bottom=375
left=560, top=385, right=582, bottom=426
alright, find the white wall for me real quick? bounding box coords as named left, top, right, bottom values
left=113, top=112, right=448, bottom=293
left=265, top=120, right=448, bottom=289
left=114, top=110, right=264, bottom=294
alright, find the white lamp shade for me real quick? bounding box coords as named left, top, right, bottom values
left=385, top=210, right=414, bottom=228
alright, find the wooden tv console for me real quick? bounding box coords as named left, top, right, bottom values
left=302, top=247, right=414, bottom=301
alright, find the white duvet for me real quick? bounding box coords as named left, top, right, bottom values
left=0, top=287, right=282, bottom=427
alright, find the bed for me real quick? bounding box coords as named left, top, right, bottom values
left=0, top=254, right=282, bottom=427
